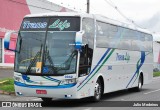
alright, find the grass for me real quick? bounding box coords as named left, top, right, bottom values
left=153, top=72, right=160, bottom=77
left=0, top=78, right=14, bottom=92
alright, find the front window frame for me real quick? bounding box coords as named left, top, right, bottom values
left=14, top=16, right=81, bottom=76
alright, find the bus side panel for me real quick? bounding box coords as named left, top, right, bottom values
left=91, top=48, right=124, bottom=93
left=124, top=50, right=153, bottom=89
left=77, top=76, right=95, bottom=98
left=91, top=47, right=153, bottom=94
left=140, top=52, right=153, bottom=85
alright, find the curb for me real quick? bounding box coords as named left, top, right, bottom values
left=153, top=76, right=160, bottom=80
left=0, top=79, right=15, bottom=96
left=0, top=67, right=14, bottom=70
left=0, top=80, right=9, bottom=85
left=0, top=90, right=15, bottom=96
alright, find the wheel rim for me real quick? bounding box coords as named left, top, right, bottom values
left=95, top=82, right=101, bottom=100
left=138, top=79, right=142, bottom=89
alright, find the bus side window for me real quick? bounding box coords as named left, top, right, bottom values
left=78, top=18, right=94, bottom=77
left=82, top=18, right=94, bottom=49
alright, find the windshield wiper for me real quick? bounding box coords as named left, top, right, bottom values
left=44, top=46, right=57, bottom=74
left=26, top=44, right=43, bottom=73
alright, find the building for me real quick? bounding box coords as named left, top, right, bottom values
left=0, top=0, right=73, bottom=67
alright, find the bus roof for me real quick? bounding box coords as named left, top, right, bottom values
left=25, top=12, right=151, bottom=35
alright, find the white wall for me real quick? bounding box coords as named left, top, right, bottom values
left=26, top=0, right=73, bottom=14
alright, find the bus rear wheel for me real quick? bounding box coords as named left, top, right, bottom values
left=130, top=75, right=143, bottom=92
left=135, top=75, right=143, bottom=91
left=92, top=79, right=102, bottom=101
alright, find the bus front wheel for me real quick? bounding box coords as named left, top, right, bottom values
left=135, top=75, right=143, bottom=92
left=92, top=79, right=102, bottom=101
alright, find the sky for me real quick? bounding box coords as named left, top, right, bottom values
left=48, top=0, right=160, bottom=22
left=48, top=0, right=160, bottom=40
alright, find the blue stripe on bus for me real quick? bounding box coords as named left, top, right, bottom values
left=14, top=81, right=76, bottom=89
left=126, top=51, right=145, bottom=88
left=42, top=76, right=61, bottom=83
left=77, top=48, right=111, bottom=88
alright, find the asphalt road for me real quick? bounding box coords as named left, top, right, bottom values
left=0, top=77, right=160, bottom=110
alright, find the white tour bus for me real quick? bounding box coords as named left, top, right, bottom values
left=4, top=12, right=153, bottom=101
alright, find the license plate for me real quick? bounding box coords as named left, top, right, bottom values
left=36, top=90, right=47, bottom=94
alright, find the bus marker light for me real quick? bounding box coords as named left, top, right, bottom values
left=17, top=92, right=23, bottom=95
left=65, top=95, right=72, bottom=98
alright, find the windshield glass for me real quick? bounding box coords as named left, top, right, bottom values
left=15, top=17, right=80, bottom=75
left=44, top=32, right=77, bottom=74
left=15, top=31, right=45, bottom=73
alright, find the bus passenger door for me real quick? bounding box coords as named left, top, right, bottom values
left=78, top=45, right=93, bottom=97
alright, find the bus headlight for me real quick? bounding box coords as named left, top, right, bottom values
left=60, top=78, right=77, bottom=85
left=14, top=76, right=24, bottom=83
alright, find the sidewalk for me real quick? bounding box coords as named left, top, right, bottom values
left=0, top=68, right=14, bottom=79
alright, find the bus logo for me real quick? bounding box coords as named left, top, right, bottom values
left=23, top=21, right=47, bottom=29
left=49, top=19, right=70, bottom=31
left=116, top=52, right=130, bottom=62
left=2, top=102, right=11, bottom=107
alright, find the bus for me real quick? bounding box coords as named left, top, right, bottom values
left=4, top=12, right=153, bottom=101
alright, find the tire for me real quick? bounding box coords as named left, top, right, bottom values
left=92, top=79, right=102, bottom=101
left=133, top=75, right=143, bottom=92
left=41, top=98, right=52, bottom=102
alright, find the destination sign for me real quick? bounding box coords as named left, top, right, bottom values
left=23, top=21, right=47, bottom=29
left=20, top=18, right=49, bottom=31
left=20, top=17, right=80, bottom=31
left=48, top=17, right=80, bottom=31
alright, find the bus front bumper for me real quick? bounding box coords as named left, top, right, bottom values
left=14, top=81, right=79, bottom=99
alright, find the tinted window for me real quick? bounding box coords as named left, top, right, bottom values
left=82, top=18, right=94, bottom=49
left=96, top=21, right=119, bottom=48
left=96, top=21, right=153, bottom=52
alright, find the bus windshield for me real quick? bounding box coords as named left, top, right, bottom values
left=15, top=17, right=80, bottom=75
left=44, top=32, right=77, bottom=74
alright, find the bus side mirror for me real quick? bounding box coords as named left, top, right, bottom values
left=4, top=31, right=18, bottom=51
left=75, top=31, right=85, bottom=51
